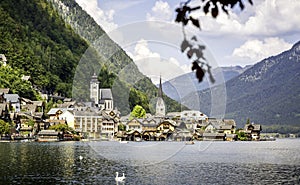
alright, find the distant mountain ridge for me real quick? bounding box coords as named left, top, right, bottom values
left=162, top=65, right=251, bottom=102
left=182, top=41, right=300, bottom=128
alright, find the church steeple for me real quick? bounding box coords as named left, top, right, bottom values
left=155, top=75, right=165, bottom=117
left=158, top=75, right=163, bottom=98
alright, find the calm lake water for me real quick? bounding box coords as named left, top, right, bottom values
left=0, top=139, right=300, bottom=185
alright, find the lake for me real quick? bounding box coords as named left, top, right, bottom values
left=0, top=139, right=299, bottom=184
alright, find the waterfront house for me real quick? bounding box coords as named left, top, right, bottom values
left=203, top=133, right=225, bottom=141
left=174, top=122, right=193, bottom=141
left=37, top=129, right=61, bottom=142
left=126, top=130, right=142, bottom=141
left=142, top=119, right=158, bottom=141
left=156, top=120, right=176, bottom=141
left=244, top=123, right=262, bottom=140
left=73, top=110, right=102, bottom=140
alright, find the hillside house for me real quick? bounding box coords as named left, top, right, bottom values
left=4, top=94, right=20, bottom=112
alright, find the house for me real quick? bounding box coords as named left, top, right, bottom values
left=37, top=130, right=61, bottom=142
left=180, top=110, right=208, bottom=122
left=141, top=119, right=158, bottom=141
left=73, top=110, right=103, bottom=140
left=46, top=108, right=75, bottom=129
left=126, top=130, right=142, bottom=141
left=244, top=123, right=262, bottom=140
left=174, top=122, right=193, bottom=141
left=0, top=54, right=7, bottom=66
left=126, top=118, right=143, bottom=133
left=199, top=119, right=237, bottom=141
left=0, top=88, right=9, bottom=103
left=4, top=94, right=20, bottom=112
left=58, top=110, right=75, bottom=129
left=156, top=120, right=176, bottom=141
left=203, top=133, right=225, bottom=141
left=101, top=119, right=115, bottom=140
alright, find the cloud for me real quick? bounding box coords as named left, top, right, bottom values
left=75, top=0, right=118, bottom=32
left=232, top=37, right=292, bottom=62
left=129, top=39, right=189, bottom=84
left=190, top=0, right=300, bottom=37
left=146, top=0, right=173, bottom=21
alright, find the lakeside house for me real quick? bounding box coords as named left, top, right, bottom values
left=37, top=130, right=60, bottom=142
left=244, top=123, right=262, bottom=141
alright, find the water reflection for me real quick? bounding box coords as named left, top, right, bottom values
left=0, top=139, right=299, bottom=184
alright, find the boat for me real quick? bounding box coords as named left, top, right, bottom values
left=185, top=141, right=195, bottom=145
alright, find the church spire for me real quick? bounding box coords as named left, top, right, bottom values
left=156, top=75, right=165, bottom=117
left=158, top=75, right=163, bottom=98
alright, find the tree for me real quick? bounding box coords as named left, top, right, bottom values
left=49, top=123, right=71, bottom=133
left=130, top=105, right=146, bottom=119
left=0, top=119, right=11, bottom=135
left=174, top=0, right=253, bottom=83
left=246, top=118, right=250, bottom=125
left=118, top=123, right=126, bottom=131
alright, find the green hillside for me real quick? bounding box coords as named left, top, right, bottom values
left=0, top=0, right=184, bottom=115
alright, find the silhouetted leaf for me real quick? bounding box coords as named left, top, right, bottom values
left=187, top=48, right=195, bottom=59
left=203, top=2, right=210, bottom=14
left=194, top=47, right=205, bottom=60
left=198, top=44, right=206, bottom=50
left=239, top=1, right=245, bottom=10
left=211, top=6, right=218, bottom=18
left=191, top=61, right=205, bottom=82
left=181, top=39, right=191, bottom=52
left=190, top=17, right=201, bottom=29
left=222, top=5, right=229, bottom=15
left=191, top=35, right=197, bottom=41
left=191, top=61, right=199, bottom=71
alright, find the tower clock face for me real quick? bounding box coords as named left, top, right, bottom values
left=92, top=84, right=98, bottom=89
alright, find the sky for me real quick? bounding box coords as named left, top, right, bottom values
left=75, top=0, right=300, bottom=84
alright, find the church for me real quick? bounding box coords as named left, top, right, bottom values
left=90, top=73, right=114, bottom=111
left=155, top=76, right=166, bottom=117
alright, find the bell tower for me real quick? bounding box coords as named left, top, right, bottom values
left=90, top=73, right=100, bottom=105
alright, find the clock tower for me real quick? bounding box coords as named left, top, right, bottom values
left=90, top=73, right=100, bottom=105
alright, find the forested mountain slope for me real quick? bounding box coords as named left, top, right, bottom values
left=0, top=0, right=184, bottom=115
left=183, top=41, right=300, bottom=129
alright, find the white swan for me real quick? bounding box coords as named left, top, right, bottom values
left=115, top=172, right=126, bottom=182
left=79, top=155, right=83, bottom=160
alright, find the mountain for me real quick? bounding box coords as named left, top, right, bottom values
left=162, top=66, right=251, bottom=102
left=182, top=41, right=300, bottom=128
left=0, top=0, right=184, bottom=115
left=0, top=0, right=89, bottom=98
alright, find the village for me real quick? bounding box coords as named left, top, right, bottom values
left=0, top=67, right=266, bottom=143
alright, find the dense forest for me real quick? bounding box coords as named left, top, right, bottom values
left=0, top=0, right=185, bottom=115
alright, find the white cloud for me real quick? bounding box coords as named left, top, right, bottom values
left=129, top=39, right=190, bottom=84
left=232, top=37, right=292, bottom=62
left=190, top=0, right=300, bottom=37
left=75, top=0, right=118, bottom=32
left=146, top=0, right=173, bottom=21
